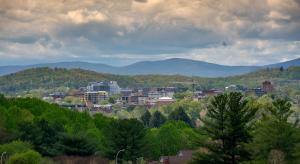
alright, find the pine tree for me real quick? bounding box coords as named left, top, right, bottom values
left=250, top=99, right=300, bottom=162
left=150, top=111, right=166, bottom=128
left=141, top=110, right=151, bottom=127
left=169, top=106, right=194, bottom=127
left=192, top=92, right=257, bottom=164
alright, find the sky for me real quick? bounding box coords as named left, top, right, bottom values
left=0, top=0, right=300, bottom=66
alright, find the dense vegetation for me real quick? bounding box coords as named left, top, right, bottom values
left=1, top=92, right=300, bottom=163
left=1, top=67, right=300, bottom=95
left=0, top=94, right=202, bottom=163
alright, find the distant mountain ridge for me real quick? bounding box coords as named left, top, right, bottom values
left=0, top=58, right=299, bottom=77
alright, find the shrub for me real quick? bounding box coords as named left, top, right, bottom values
left=0, top=140, right=32, bottom=157
left=7, top=150, right=42, bottom=164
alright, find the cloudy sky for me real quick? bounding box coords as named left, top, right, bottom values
left=0, top=0, right=300, bottom=66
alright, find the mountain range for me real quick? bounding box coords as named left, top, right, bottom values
left=0, top=58, right=300, bottom=77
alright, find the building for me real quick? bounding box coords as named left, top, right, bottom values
left=262, top=81, right=274, bottom=93
left=49, top=92, right=65, bottom=99
left=157, top=97, right=175, bottom=106
left=203, top=89, right=223, bottom=97
left=148, top=90, right=162, bottom=99
left=246, top=88, right=265, bottom=97
left=91, top=104, right=113, bottom=113
left=120, top=89, right=132, bottom=106
left=84, top=91, right=108, bottom=104
left=87, top=81, right=120, bottom=95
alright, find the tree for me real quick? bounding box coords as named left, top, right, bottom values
left=0, top=141, right=32, bottom=157
left=149, top=111, right=167, bottom=128
left=192, top=92, right=257, bottom=164
left=105, top=119, right=146, bottom=163
left=157, top=121, right=183, bottom=156
left=169, top=106, right=193, bottom=127
left=144, top=121, right=203, bottom=160
left=7, top=150, right=42, bottom=164
left=141, top=110, right=151, bottom=127
left=60, top=134, right=97, bottom=156
left=18, top=119, right=64, bottom=156
left=280, top=66, right=284, bottom=72
left=108, top=97, right=115, bottom=104
left=249, top=99, right=300, bottom=163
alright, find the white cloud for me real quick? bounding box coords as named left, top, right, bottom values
left=67, top=9, right=107, bottom=24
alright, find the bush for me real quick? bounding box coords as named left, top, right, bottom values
left=7, top=150, right=42, bottom=164
left=0, top=140, right=32, bottom=157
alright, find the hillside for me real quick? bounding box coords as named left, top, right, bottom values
left=0, top=67, right=300, bottom=94
left=0, top=58, right=300, bottom=77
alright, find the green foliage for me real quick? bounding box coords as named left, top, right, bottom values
left=0, top=141, right=32, bottom=157
left=192, top=92, right=257, bottom=164
left=104, top=119, right=146, bottom=163
left=141, top=110, right=151, bottom=127
left=174, top=92, right=192, bottom=99
left=0, top=96, right=107, bottom=157
left=7, top=150, right=42, bottom=164
left=108, top=97, right=116, bottom=104
left=145, top=121, right=203, bottom=160
left=60, top=134, right=97, bottom=156
left=149, top=111, right=166, bottom=128
left=157, top=121, right=183, bottom=155
left=249, top=99, right=300, bottom=163
left=168, top=106, right=194, bottom=127
left=18, top=119, right=64, bottom=156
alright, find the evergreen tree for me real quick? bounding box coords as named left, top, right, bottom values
left=18, top=119, right=64, bottom=156
left=192, top=92, right=257, bottom=164
left=149, top=111, right=166, bottom=128
left=280, top=66, right=284, bottom=72
left=250, top=99, right=300, bottom=162
left=60, top=134, right=97, bottom=156
left=141, top=110, right=151, bottom=127
left=169, top=106, right=194, bottom=127
left=105, top=119, right=146, bottom=163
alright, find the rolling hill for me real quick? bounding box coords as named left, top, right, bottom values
left=0, top=67, right=300, bottom=94
left=0, top=58, right=299, bottom=77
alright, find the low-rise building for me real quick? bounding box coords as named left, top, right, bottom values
left=246, top=88, right=265, bottom=97
left=157, top=97, right=175, bottom=106
left=84, top=91, right=108, bottom=104
left=120, top=89, right=132, bottom=106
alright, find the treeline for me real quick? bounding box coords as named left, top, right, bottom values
left=0, top=94, right=201, bottom=163
left=1, top=67, right=300, bottom=94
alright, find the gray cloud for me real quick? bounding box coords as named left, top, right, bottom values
left=0, top=0, right=299, bottom=66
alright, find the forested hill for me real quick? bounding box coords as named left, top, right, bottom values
left=0, top=67, right=300, bottom=94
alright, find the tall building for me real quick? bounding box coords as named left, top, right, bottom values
left=87, top=81, right=120, bottom=95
